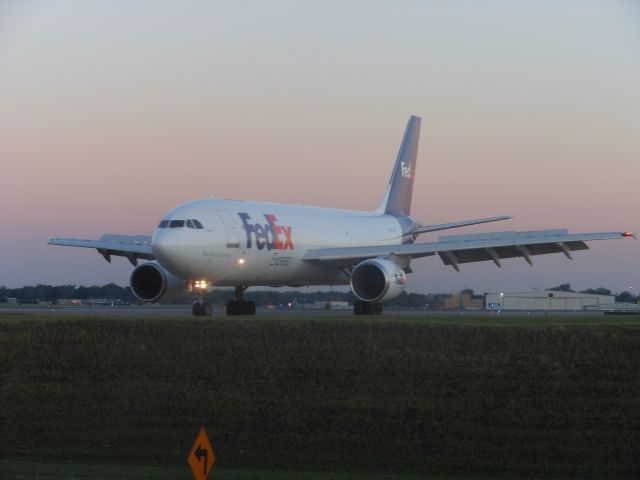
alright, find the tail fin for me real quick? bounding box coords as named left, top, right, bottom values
left=375, top=115, right=421, bottom=216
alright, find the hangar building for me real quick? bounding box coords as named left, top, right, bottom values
left=485, top=290, right=615, bottom=311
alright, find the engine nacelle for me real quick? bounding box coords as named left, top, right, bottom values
left=350, top=258, right=407, bottom=303
left=130, top=261, right=188, bottom=302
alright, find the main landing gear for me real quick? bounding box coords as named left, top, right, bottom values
left=353, top=300, right=383, bottom=315
left=226, top=286, right=256, bottom=316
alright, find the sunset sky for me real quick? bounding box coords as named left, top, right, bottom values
left=1, top=0, right=638, bottom=295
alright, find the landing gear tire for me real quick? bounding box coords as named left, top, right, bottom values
left=354, top=301, right=383, bottom=315
left=226, top=300, right=256, bottom=316
left=192, top=302, right=213, bottom=316
left=226, top=286, right=255, bottom=316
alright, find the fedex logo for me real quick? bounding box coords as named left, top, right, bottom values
left=238, top=212, right=294, bottom=250
left=401, top=161, right=411, bottom=179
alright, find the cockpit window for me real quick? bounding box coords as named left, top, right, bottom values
left=159, top=218, right=202, bottom=229
left=185, top=219, right=204, bottom=229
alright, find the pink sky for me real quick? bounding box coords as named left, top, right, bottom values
left=1, top=1, right=638, bottom=294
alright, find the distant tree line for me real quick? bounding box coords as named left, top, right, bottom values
left=548, top=283, right=636, bottom=303
left=0, top=284, right=449, bottom=308
left=0, top=284, right=137, bottom=305
left=0, top=283, right=637, bottom=306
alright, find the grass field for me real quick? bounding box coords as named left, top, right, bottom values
left=2, top=313, right=640, bottom=479
left=0, top=459, right=441, bottom=480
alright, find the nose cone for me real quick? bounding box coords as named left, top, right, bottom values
left=152, top=228, right=191, bottom=278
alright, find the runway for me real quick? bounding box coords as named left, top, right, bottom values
left=0, top=304, right=358, bottom=317
left=0, top=304, right=607, bottom=317
left=0, top=304, right=411, bottom=317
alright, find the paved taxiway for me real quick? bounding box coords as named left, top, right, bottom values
left=0, top=305, right=607, bottom=317
left=0, top=305, right=405, bottom=317
left=0, top=304, right=365, bottom=316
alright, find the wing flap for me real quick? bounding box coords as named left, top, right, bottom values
left=438, top=240, right=588, bottom=267
left=304, top=229, right=630, bottom=269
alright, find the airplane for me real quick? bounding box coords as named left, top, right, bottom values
left=49, top=116, right=634, bottom=316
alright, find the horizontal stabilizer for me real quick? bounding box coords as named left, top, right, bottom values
left=414, top=215, right=512, bottom=235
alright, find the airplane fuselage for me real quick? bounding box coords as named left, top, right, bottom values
left=152, top=198, right=412, bottom=287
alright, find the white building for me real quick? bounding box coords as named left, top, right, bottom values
left=485, top=290, right=615, bottom=311
left=311, top=300, right=350, bottom=309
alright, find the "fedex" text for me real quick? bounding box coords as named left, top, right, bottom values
left=238, top=212, right=294, bottom=250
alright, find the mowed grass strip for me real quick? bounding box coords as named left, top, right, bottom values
left=0, top=459, right=449, bottom=480
left=2, top=314, right=640, bottom=478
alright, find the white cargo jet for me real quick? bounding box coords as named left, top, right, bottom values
left=49, top=116, right=634, bottom=315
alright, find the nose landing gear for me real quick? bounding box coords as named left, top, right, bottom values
left=191, top=279, right=212, bottom=316
left=192, top=300, right=213, bottom=316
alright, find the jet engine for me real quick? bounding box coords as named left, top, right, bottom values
left=130, top=261, right=188, bottom=302
left=350, top=258, right=407, bottom=303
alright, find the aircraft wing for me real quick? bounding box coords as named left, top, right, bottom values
left=303, top=229, right=634, bottom=270
left=48, top=234, right=153, bottom=266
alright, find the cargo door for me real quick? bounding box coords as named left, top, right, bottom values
left=217, top=210, right=240, bottom=248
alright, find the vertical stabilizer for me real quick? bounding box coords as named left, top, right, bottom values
left=375, top=115, right=421, bottom=216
